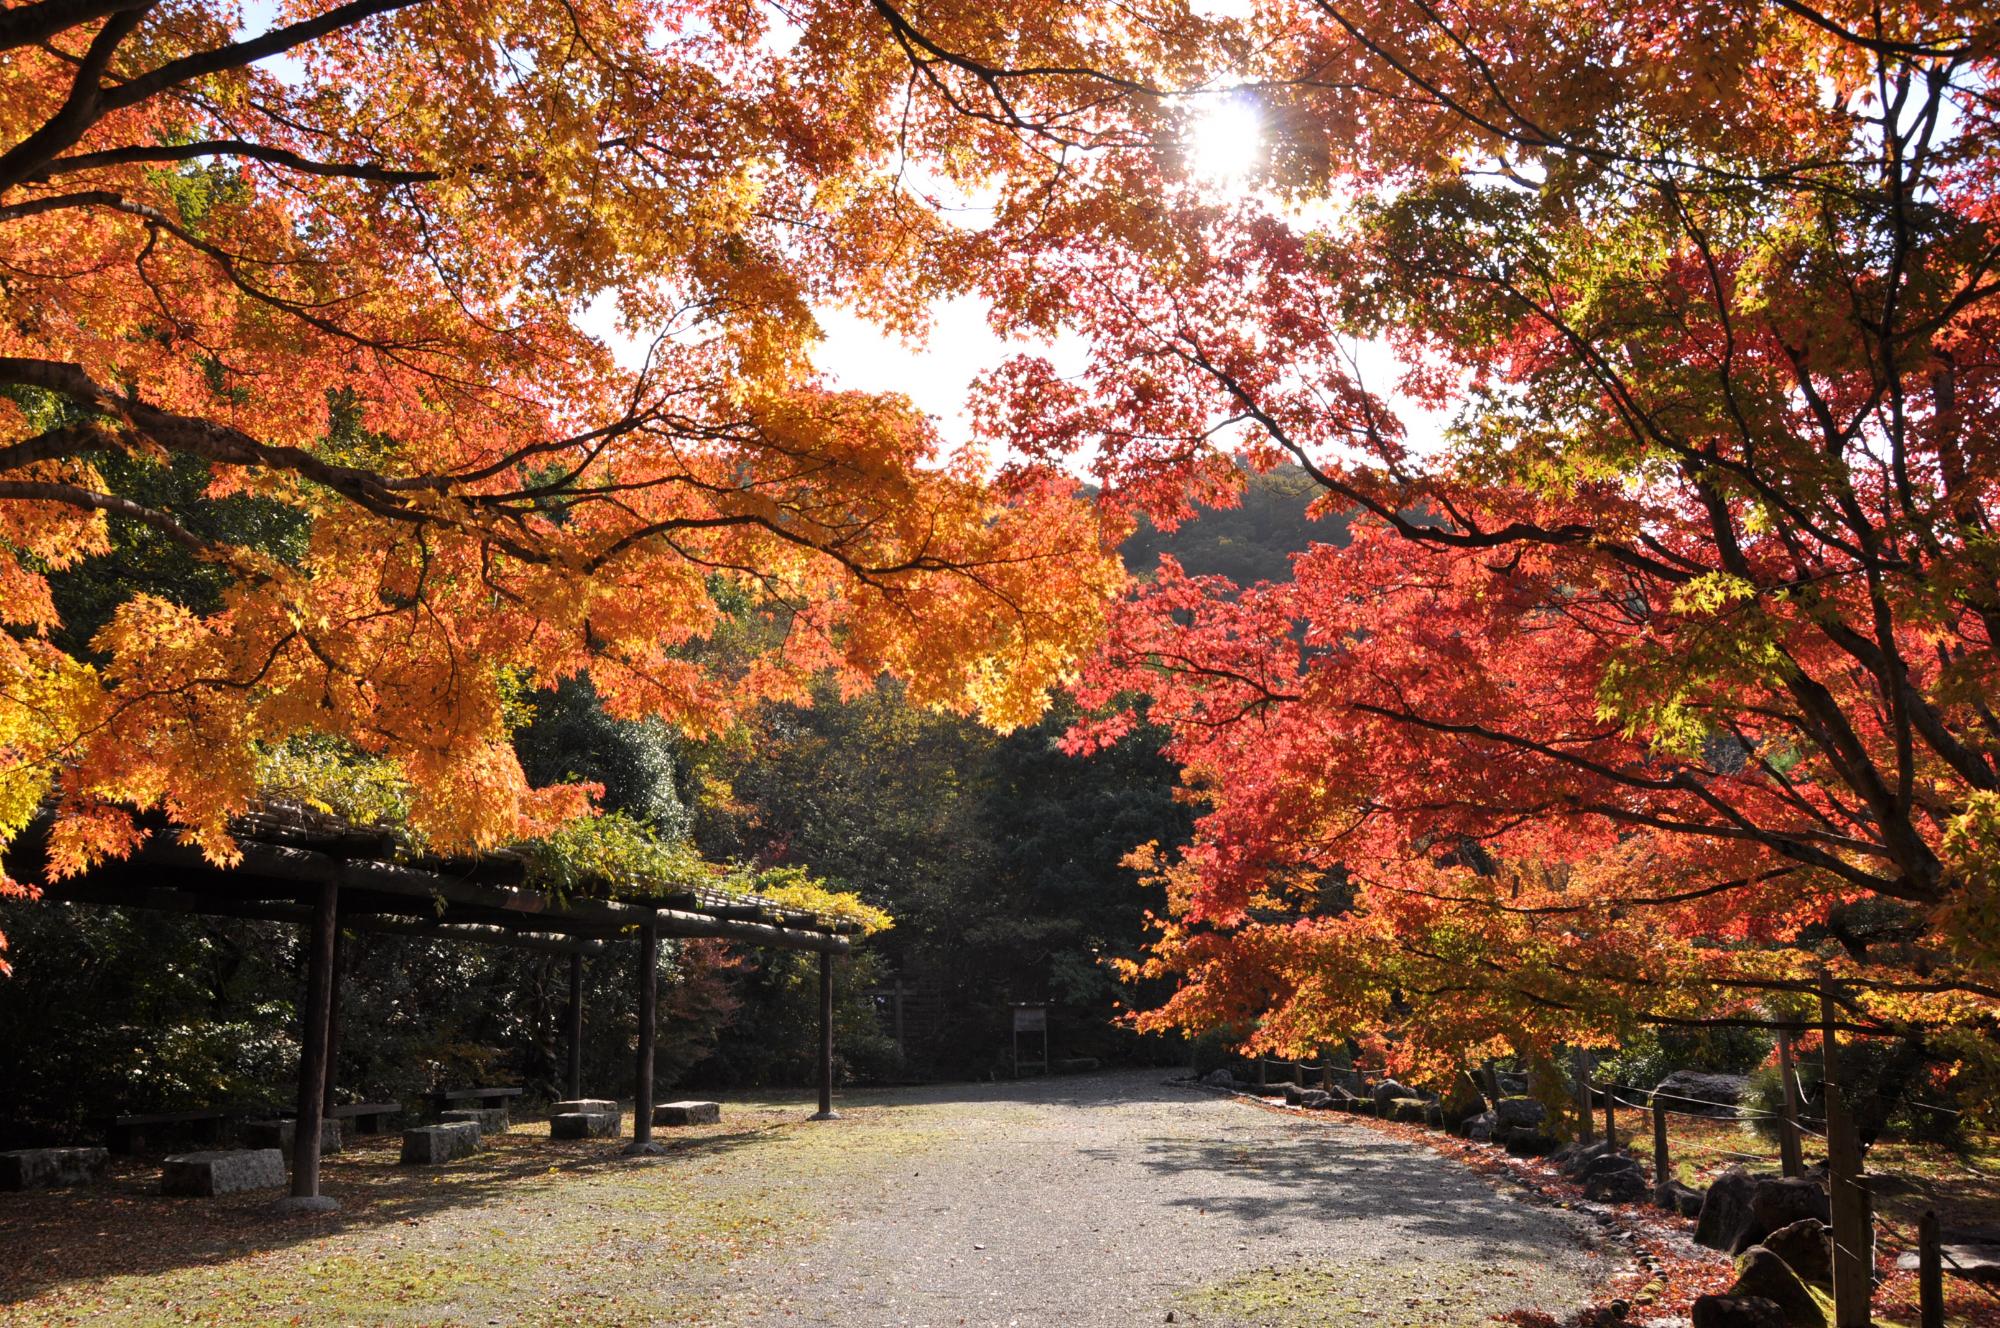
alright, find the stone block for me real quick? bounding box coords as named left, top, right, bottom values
left=551, top=1110, right=620, bottom=1139
left=399, top=1122, right=483, bottom=1165
left=240, top=1119, right=343, bottom=1154
left=653, top=1101, right=721, bottom=1127
left=0, top=1147, right=107, bottom=1191
left=551, top=1099, right=618, bottom=1115
left=440, top=1107, right=509, bottom=1134
left=160, top=1148, right=286, bottom=1196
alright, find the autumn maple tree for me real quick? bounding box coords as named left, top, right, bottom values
left=858, top=0, right=2000, bottom=1094
left=0, top=0, right=1248, bottom=959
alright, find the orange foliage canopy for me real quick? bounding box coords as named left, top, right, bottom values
left=0, top=0, right=1229, bottom=947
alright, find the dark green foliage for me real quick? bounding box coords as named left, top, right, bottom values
left=43, top=451, right=308, bottom=660
left=0, top=902, right=300, bottom=1144
left=1745, top=1035, right=1959, bottom=1146
left=695, top=950, right=898, bottom=1088
left=691, top=683, right=1194, bottom=1079
left=515, top=676, right=692, bottom=839
left=1600, top=1025, right=1775, bottom=1094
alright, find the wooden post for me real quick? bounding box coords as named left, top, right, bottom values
left=1320, top=1060, right=1332, bottom=1090
left=1255, top=1057, right=1267, bottom=1090
left=1652, top=1100, right=1671, bottom=1192
left=1918, top=1209, right=1944, bottom=1328
left=565, top=950, right=584, bottom=1101
left=286, top=878, right=339, bottom=1209
left=321, top=912, right=345, bottom=1115
left=1822, top=970, right=1873, bottom=1328
left=1777, top=1026, right=1804, bottom=1177
left=1573, top=1048, right=1595, bottom=1142
left=810, top=949, right=839, bottom=1120
left=1294, top=1060, right=1306, bottom=1087
left=625, top=922, right=659, bottom=1154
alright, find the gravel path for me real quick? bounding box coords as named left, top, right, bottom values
left=691, top=1069, right=1609, bottom=1328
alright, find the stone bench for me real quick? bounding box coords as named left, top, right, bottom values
left=0, top=1147, right=107, bottom=1191
left=328, top=1102, right=403, bottom=1134
left=400, top=1122, right=483, bottom=1165
left=241, top=1119, right=343, bottom=1154
left=551, top=1098, right=617, bottom=1115
left=160, top=1148, right=286, bottom=1197
left=653, top=1101, right=720, bottom=1127
left=430, top=1086, right=524, bottom=1114
left=440, top=1107, right=508, bottom=1134
left=551, top=1110, right=620, bottom=1140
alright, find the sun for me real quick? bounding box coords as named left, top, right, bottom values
left=1183, top=94, right=1264, bottom=189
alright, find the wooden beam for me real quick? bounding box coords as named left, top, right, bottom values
left=286, top=878, right=339, bottom=1211
left=625, top=922, right=662, bottom=1155
left=810, top=950, right=839, bottom=1121
left=566, top=950, right=584, bottom=1101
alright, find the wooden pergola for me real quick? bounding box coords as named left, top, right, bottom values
left=14, top=802, right=858, bottom=1211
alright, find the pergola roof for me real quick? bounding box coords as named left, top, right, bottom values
left=19, top=800, right=856, bottom=955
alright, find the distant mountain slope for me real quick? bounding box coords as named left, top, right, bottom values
left=1120, top=464, right=1351, bottom=585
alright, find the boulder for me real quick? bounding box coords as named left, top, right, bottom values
left=1729, top=1246, right=1829, bottom=1327
left=1200, top=1068, right=1237, bottom=1089
left=1697, top=1166, right=1762, bottom=1251
left=240, top=1119, right=343, bottom=1154
left=1388, top=1097, right=1438, bottom=1126
left=653, top=1101, right=721, bottom=1127
left=1657, top=1179, right=1706, bottom=1218
left=440, top=1107, right=509, bottom=1134
left=1296, top=1090, right=1335, bottom=1110
left=1497, top=1126, right=1559, bottom=1157
left=160, top=1148, right=286, bottom=1197
left=1692, top=1295, right=1787, bottom=1328
left=1496, top=1073, right=1530, bottom=1096
left=1280, top=1082, right=1311, bottom=1106
left=1763, top=1219, right=1833, bottom=1288
left=1442, top=1076, right=1488, bottom=1132
left=1580, top=1154, right=1649, bottom=1204
left=1561, top=1138, right=1622, bottom=1179
left=400, top=1122, right=483, bottom=1165
left=1494, top=1096, right=1548, bottom=1130
left=1896, top=1242, right=2000, bottom=1283
left=1464, top=1110, right=1498, bottom=1142
left=551, top=1110, right=620, bottom=1140
left=1732, top=1178, right=1832, bottom=1254
left=1654, top=1070, right=1750, bottom=1118
left=0, top=1147, right=107, bottom=1191
left=1371, top=1079, right=1415, bottom=1109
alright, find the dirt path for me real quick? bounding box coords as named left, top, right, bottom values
left=688, top=1070, right=1608, bottom=1327
left=0, top=1069, right=1611, bottom=1327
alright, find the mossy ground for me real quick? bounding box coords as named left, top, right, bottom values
left=1178, top=1258, right=1545, bottom=1328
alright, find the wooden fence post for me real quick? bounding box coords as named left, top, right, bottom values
left=1652, top=1100, right=1671, bottom=1193
left=1573, top=1048, right=1595, bottom=1142
left=1255, top=1057, right=1267, bottom=1091
left=1821, top=970, right=1873, bottom=1328
left=1777, top=1026, right=1803, bottom=1177
left=1919, top=1209, right=1943, bottom=1328
left=1320, top=1060, right=1333, bottom=1090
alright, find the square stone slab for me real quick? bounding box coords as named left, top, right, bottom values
left=440, top=1107, right=509, bottom=1134
left=400, top=1122, right=483, bottom=1165
left=551, top=1099, right=618, bottom=1115
left=161, top=1149, right=286, bottom=1197
left=654, top=1101, right=721, bottom=1126
left=551, top=1110, right=619, bottom=1139
left=0, top=1147, right=107, bottom=1191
